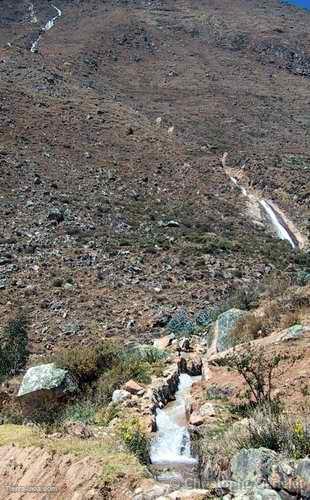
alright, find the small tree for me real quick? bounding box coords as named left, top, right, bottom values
left=216, top=345, right=287, bottom=405
left=0, top=316, right=29, bottom=381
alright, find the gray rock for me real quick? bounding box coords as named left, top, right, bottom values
left=18, top=363, right=77, bottom=397
left=268, top=457, right=310, bottom=497
left=112, top=389, right=131, bottom=403
left=296, top=458, right=310, bottom=498
left=210, top=308, right=247, bottom=352
left=231, top=448, right=277, bottom=484
left=47, top=207, right=64, bottom=223
left=282, top=324, right=308, bottom=341
left=179, top=337, right=191, bottom=352
left=233, top=487, right=281, bottom=499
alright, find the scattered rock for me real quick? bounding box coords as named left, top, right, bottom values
left=123, top=380, right=145, bottom=395
left=63, top=322, right=81, bottom=335
left=112, top=389, right=131, bottom=403
left=64, top=422, right=94, bottom=439
left=154, top=334, right=174, bottom=349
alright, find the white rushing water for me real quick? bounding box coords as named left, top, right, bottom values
left=229, top=176, right=247, bottom=196
left=29, top=3, right=38, bottom=24
left=260, top=200, right=296, bottom=249
left=150, top=374, right=197, bottom=465
left=228, top=176, right=296, bottom=249
left=31, top=4, right=62, bottom=53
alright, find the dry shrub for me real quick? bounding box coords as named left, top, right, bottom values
left=231, top=313, right=264, bottom=344
left=200, top=405, right=310, bottom=486
left=231, top=285, right=310, bottom=344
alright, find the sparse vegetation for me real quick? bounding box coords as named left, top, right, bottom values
left=118, top=417, right=150, bottom=464
left=54, top=340, right=122, bottom=385
left=237, top=405, right=310, bottom=459
left=0, top=316, right=29, bottom=382
left=215, top=345, right=288, bottom=405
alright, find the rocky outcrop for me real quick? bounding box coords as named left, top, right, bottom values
left=217, top=449, right=310, bottom=499
left=186, top=356, right=203, bottom=376
left=150, top=366, right=180, bottom=408
left=231, top=448, right=277, bottom=484
left=208, top=308, right=247, bottom=354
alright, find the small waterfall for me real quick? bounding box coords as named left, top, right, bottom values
left=31, top=4, right=62, bottom=53
left=43, top=5, right=62, bottom=32
left=228, top=176, right=297, bottom=249
left=229, top=176, right=247, bottom=196
left=150, top=374, right=197, bottom=465
left=260, top=200, right=296, bottom=249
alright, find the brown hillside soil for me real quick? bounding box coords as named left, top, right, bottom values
left=194, top=326, right=310, bottom=416
left=0, top=0, right=309, bottom=357
left=0, top=445, right=104, bottom=500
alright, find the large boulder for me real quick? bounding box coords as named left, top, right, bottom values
left=186, top=355, right=203, bottom=376
left=209, top=308, right=247, bottom=353
left=231, top=448, right=277, bottom=485
left=268, top=457, right=310, bottom=498
left=18, top=363, right=77, bottom=416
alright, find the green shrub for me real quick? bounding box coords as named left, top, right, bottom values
left=95, top=359, right=152, bottom=406
left=118, top=417, right=149, bottom=464
left=62, top=401, right=97, bottom=424
left=95, top=403, right=120, bottom=426
left=167, top=308, right=195, bottom=337
left=133, top=345, right=167, bottom=364
left=0, top=317, right=29, bottom=381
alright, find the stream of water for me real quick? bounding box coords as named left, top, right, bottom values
left=31, top=4, right=62, bottom=53
left=228, top=176, right=297, bottom=249
left=259, top=200, right=296, bottom=249
left=150, top=373, right=197, bottom=465
left=150, top=373, right=200, bottom=488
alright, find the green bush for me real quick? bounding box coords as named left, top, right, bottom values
left=215, top=345, right=287, bottom=405
left=62, top=401, right=97, bottom=424
left=167, top=308, right=195, bottom=337
left=0, top=317, right=29, bottom=381
left=95, top=358, right=152, bottom=406
left=133, top=345, right=167, bottom=364
left=118, top=417, right=150, bottom=464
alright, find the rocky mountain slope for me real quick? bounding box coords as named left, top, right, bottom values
left=0, top=1, right=309, bottom=498
left=0, top=0, right=309, bottom=358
